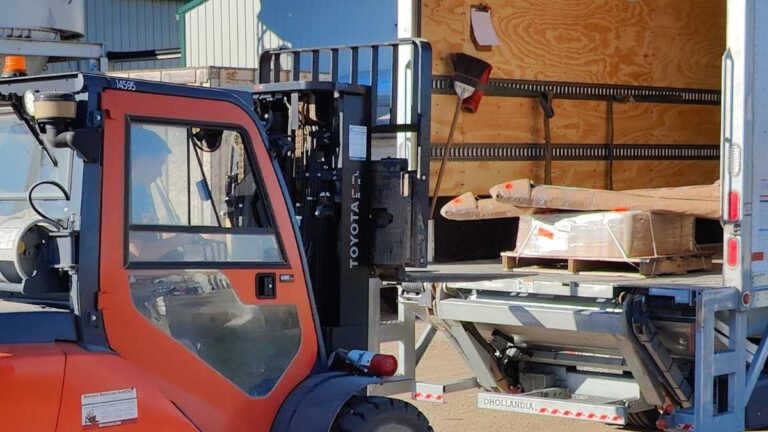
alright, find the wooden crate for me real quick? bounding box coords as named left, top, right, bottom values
left=500, top=251, right=713, bottom=277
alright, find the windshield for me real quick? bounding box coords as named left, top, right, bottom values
left=0, top=106, right=75, bottom=220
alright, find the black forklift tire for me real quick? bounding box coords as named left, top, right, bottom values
left=627, top=409, right=661, bottom=430
left=332, top=396, right=433, bottom=432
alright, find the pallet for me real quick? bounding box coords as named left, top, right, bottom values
left=500, top=251, right=714, bottom=277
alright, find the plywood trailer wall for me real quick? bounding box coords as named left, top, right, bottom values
left=422, top=0, right=725, bottom=197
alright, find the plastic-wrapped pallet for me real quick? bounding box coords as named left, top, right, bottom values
left=514, top=211, right=696, bottom=259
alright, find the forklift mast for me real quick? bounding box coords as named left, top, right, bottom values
left=253, top=39, right=432, bottom=353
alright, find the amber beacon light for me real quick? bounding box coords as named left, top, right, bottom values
left=1, top=56, right=28, bottom=78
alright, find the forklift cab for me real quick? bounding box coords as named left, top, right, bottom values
left=0, top=72, right=430, bottom=431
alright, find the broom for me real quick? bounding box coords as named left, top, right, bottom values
left=429, top=53, right=493, bottom=219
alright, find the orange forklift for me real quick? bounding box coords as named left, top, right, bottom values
left=0, top=40, right=433, bottom=431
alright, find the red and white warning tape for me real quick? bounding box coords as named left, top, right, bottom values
left=412, top=392, right=444, bottom=402
left=537, top=407, right=623, bottom=424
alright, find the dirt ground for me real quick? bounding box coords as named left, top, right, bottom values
left=382, top=322, right=626, bottom=432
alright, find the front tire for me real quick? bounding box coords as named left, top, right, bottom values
left=627, top=409, right=661, bottom=430
left=332, top=396, right=433, bottom=432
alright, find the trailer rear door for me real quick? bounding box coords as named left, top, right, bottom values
left=722, top=1, right=768, bottom=302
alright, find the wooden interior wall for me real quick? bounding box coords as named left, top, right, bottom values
left=423, top=0, right=726, bottom=196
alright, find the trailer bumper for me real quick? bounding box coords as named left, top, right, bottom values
left=477, top=390, right=628, bottom=425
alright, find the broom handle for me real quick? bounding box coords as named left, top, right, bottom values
left=430, top=95, right=463, bottom=219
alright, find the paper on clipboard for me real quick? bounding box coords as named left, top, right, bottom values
left=470, top=8, right=500, bottom=47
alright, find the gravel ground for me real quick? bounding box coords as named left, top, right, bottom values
left=382, top=321, right=627, bottom=432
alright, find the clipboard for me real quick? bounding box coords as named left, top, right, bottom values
left=470, top=4, right=500, bottom=51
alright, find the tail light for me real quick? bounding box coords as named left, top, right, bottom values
left=728, top=191, right=740, bottom=222
left=368, top=354, right=398, bottom=377
left=742, top=291, right=752, bottom=307
left=656, top=416, right=669, bottom=431
left=727, top=237, right=739, bottom=268
left=344, top=350, right=398, bottom=377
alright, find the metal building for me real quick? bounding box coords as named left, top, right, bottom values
left=180, top=0, right=397, bottom=68
left=49, top=0, right=184, bottom=73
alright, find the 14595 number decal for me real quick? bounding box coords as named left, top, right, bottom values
left=114, top=80, right=137, bottom=91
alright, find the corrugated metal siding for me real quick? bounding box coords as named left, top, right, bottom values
left=48, top=0, right=184, bottom=73
left=185, top=0, right=396, bottom=68
left=186, top=0, right=284, bottom=68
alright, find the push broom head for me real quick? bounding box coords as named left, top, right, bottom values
left=450, top=53, right=492, bottom=112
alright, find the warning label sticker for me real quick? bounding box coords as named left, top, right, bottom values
left=0, top=228, right=18, bottom=249
left=348, top=125, right=368, bottom=161
left=81, top=388, right=138, bottom=428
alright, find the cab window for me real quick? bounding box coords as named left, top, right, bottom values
left=126, top=121, right=283, bottom=264
left=128, top=271, right=301, bottom=397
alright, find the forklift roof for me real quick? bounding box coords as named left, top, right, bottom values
left=0, top=72, right=256, bottom=112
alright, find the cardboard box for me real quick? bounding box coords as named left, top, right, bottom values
left=514, top=211, right=696, bottom=259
